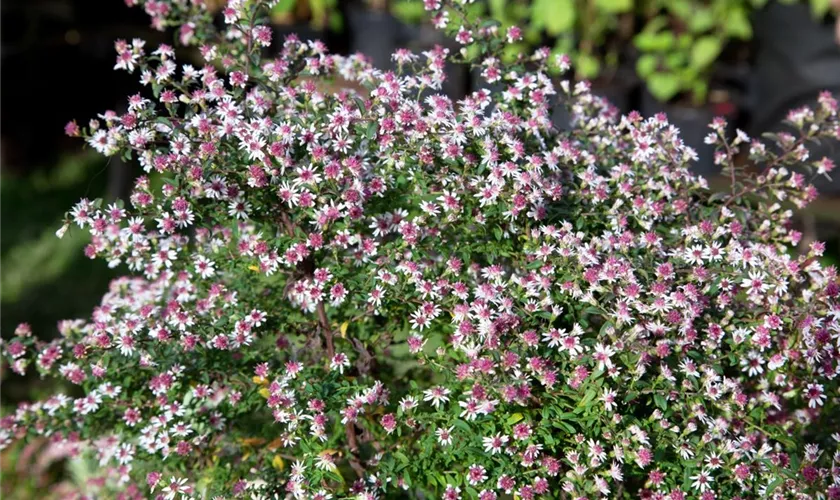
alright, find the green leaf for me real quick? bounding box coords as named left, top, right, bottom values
left=636, top=54, right=658, bottom=78
left=502, top=42, right=527, bottom=62
left=488, top=0, right=508, bottom=22
left=666, top=0, right=692, bottom=19
left=552, top=421, right=576, bottom=433
left=393, top=451, right=410, bottom=464
left=690, top=80, right=708, bottom=106
left=510, top=2, right=530, bottom=21
left=725, top=7, right=752, bottom=39
left=533, top=0, right=575, bottom=36
left=309, top=0, right=328, bottom=28
left=690, top=36, right=722, bottom=71
left=707, top=277, right=722, bottom=296
left=328, top=11, right=343, bottom=32
left=634, top=31, right=675, bottom=53
left=366, top=121, right=377, bottom=139
left=452, top=419, right=472, bottom=432
left=507, top=413, right=525, bottom=425
left=577, top=389, right=597, bottom=408
left=810, top=0, right=833, bottom=17
left=646, top=72, right=681, bottom=102
left=391, top=1, right=426, bottom=24
left=595, top=0, right=632, bottom=13
left=433, top=473, right=447, bottom=488
left=654, top=393, right=667, bottom=410
left=682, top=465, right=695, bottom=490
left=575, top=53, right=600, bottom=80
left=687, top=8, right=715, bottom=32
left=640, top=15, right=669, bottom=35
left=664, top=51, right=686, bottom=70
left=271, top=0, right=296, bottom=14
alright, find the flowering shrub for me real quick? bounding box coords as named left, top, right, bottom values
left=4, top=0, right=840, bottom=498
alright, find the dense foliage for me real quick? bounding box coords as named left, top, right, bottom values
left=390, top=0, right=836, bottom=104
left=3, top=0, right=840, bottom=498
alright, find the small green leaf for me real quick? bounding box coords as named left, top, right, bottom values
left=810, top=0, right=832, bottom=17
left=654, top=393, right=667, bottom=410
left=391, top=1, right=427, bottom=24
left=366, top=121, right=377, bottom=139
left=271, top=0, right=296, bottom=15
left=687, top=8, right=715, bottom=32
left=634, top=31, right=675, bottom=52
left=664, top=51, right=687, bottom=70
left=309, top=0, right=328, bottom=28
left=682, top=465, right=695, bottom=490
left=533, top=0, right=575, bottom=36
left=452, top=419, right=471, bottom=432
left=578, top=389, right=597, bottom=408
left=666, top=0, right=692, bottom=19
left=595, top=0, right=632, bottom=13
left=328, top=11, right=343, bottom=32
left=690, top=36, right=722, bottom=71
left=575, top=53, right=600, bottom=80
left=394, top=451, right=409, bottom=464
left=507, top=413, right=524, bottom=425
left=553, top=421, right=576, bottom=433
left=488, top=0, right=505, bottom=16
left=690, top=80, right=708, bottom=106
left=646, top=72, right=681, bottom=102
left=502, top=42, right=527, bottom=62
left=725, top=7, right=752, bottom=39
left=636, top=54, right=658, bottom=78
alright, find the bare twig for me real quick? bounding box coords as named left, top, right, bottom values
left=344, top=422, right=365, bottom=477
left=316, top=301, right=335, bottom=359
left=280, top=211, right=296, bottom=237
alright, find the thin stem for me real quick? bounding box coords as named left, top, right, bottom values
left=317, top=301, right=335, bottom=359
left=344, top=421, right=365, bottom=477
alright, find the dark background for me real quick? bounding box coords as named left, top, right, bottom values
left=1, top=0, right=156, bottom=346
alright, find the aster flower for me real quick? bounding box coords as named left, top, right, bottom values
left=436, top=426, right=454, bottom=446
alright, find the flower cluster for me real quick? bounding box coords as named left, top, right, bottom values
left=4, top=0, right=840, bottom=498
